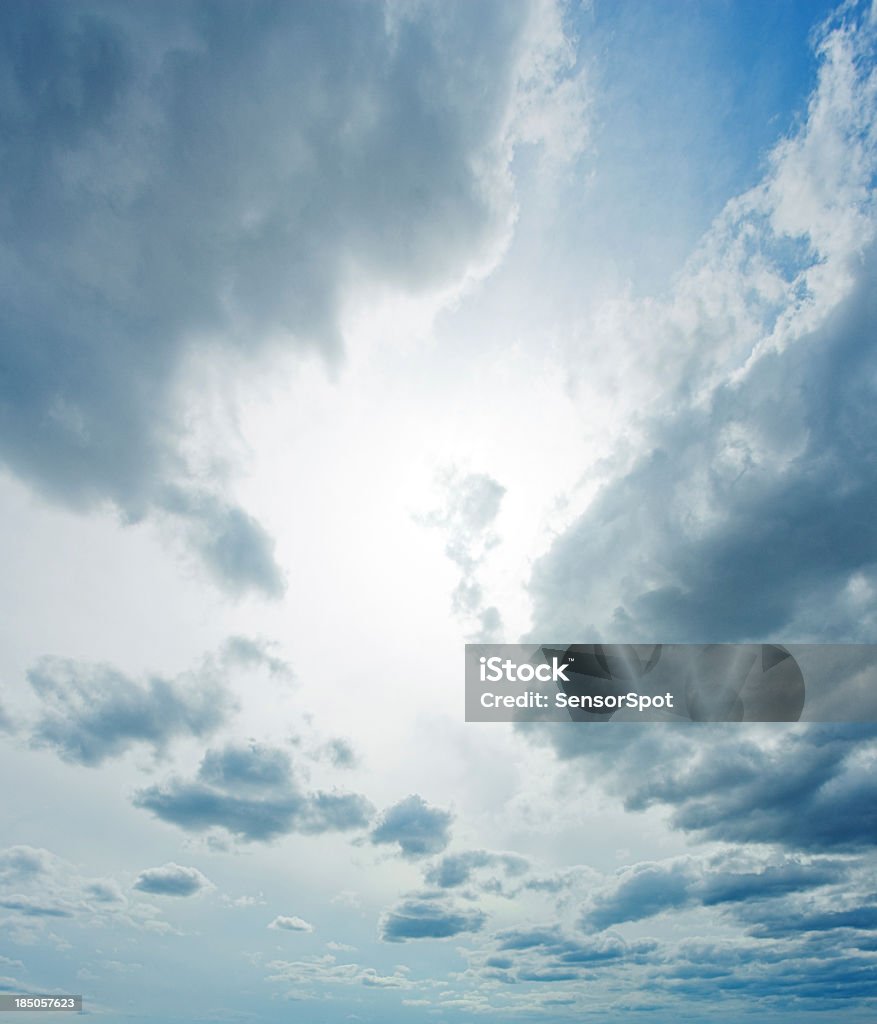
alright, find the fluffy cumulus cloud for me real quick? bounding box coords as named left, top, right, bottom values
left=268, top=915, right=314, bottom=933
left=0, top=0, right=586, bottom=595
left=133, top=863, right=213, bottom=898
left=370, top=794, right=453, bottom=859
left=379, top=895, right=486, bottom=943
left=527, top=7, right=877, bottom=644
left=134, top=741, right=373, bottom=842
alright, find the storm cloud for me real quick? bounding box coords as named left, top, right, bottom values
left=0, top=0, right=584, bottom=594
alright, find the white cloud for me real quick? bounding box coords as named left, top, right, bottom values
left=268, top=915, right=314, bottom=934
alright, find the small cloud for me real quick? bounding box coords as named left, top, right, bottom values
left=380, top=896, right=486, bottom=943
left=424, top=850, right=530, bottom=889
left=221, top=894, right=265, bottom=908
left=133, top=863, right=213, bottom=898
left=370, top=795, right=452, bottom=859
left=269, top=915, right=314, bottom=933
left=84, top=879, right=126, bottom=904
left=323, top=738, right=357, bottom=769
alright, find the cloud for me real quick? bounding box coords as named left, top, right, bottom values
left=0, top=701, right=12, bottom=734
left=583, top=860, right=693, bottom=931
left=477, top=924, right=658, bottom=986
left=159, top=489, right=285, bottom=598
left=133, top=863, right=213, bottom=898
left=527, top=8, right=877, bottom=645
left=221, top=636, right=293, bottom=680
left=424, top=849, right=529, bottom=890
left=27, top=653, right=234, bottom=766
left=0, top=844, right=181, bottom=935
left=0, top=846, right=53, bottom=881
left=418, top=469, right=507, bottom=641
left=266, top=954, right=412, bottom=992
left=268, top=915, right=314, bottom=933
left=83, top=879, right=126, bottom=905
left=529, top=723, right=877, bottom=854
left=379, top=896, right=487, bottom=943
left=25, top=637, right=292, bottom=767
left=580, top=854, right=846, bottom=931
left=321, top=738, right=357, bottom=769
left=517, top=8, right=877, bottom=889
left=134, top=741, right=373, bottom=842
left=0, top=896, right=73, bottom=919
left=0, top=1, right=586, bottom=594
left=370, top=795, right=453, bottom=859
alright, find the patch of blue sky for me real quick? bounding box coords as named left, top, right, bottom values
left=555, top=0, right=840, bottom=296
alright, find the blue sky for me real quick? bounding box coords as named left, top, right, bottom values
left=1, top=1, right=876, bottom=1021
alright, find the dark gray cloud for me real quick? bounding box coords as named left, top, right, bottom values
left=133, top=863, right=212, bottom=897
left=424, top=849, right=529, bottom=889
left=134, top=741, right=373, bottom=842
left=522, top=267, right=877, bottom=859
left=27, top=654, right=232, bottom=766
left=741, top=902, right=877, bottom=938
left=583, top=860, right=693, bottom=931
left=477, top=924, right=657, bottom=985
left=529, top=723, right=877, bottom=853
left=529, top=249, right=877, bottom=644
left=370, top=795, right=453, bottom=859
left=379, top=896, right=486, bottom=943
left=580, top=855, right=846, bottom=931
left=641, top=933, right=877, bottom=1008
left=526, top=8, right=877, bottom=647
left=0, top=1, right=575, bottom=593
left=467, top=902, right=877, bottom=1010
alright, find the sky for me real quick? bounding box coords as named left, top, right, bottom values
left=1, top=0, right=876, bottom=1021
